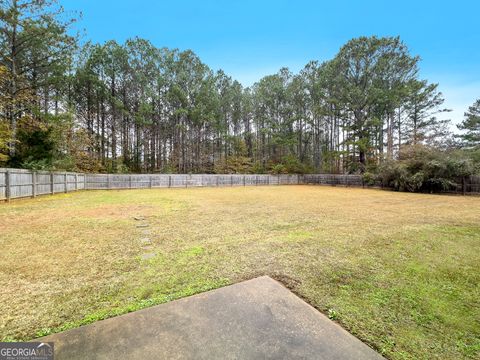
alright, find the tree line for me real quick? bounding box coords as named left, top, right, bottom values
left=1, top=0, right=479, bottom=175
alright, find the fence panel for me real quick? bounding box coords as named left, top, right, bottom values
left=150, top=175, right=170, bottom=188
left=86, top=174, right=108, bottom=189
left=467, top=175, right=480, bottom=193
left=277, top=174, right=299, bottom=185
left=9, top=170, right=34, bottom=198
left=77, top=174, right=86, bottom=190
left=36, top=171, right=52, bottom=195
left=170, top=174, right=187, bottom=187
left=303, top=174, right=363, bottom=187
left=0, top=170, right=5, bottom=200
left=130, top=175, right=149, bottom=189
left=201, top=175, right=217, bottom=187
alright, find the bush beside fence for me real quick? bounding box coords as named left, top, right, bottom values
left=1, top=168, right=479, bottom=201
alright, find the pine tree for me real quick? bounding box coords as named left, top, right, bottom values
left=457, top=99, right=480, bottom=147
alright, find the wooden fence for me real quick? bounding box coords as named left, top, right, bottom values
left=303, top=174, right=364, bottom=187
left=86, top=174, right=301, bottom=189
left=0, top=168, right=86, bottom=201
left=453, top=175, right=480, bottom=194
left=1, top=168, right=479, bottom=201
left=303, top=174, right=480, bottom=194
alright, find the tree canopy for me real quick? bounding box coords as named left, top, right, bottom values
left=0, top=1, right=476, bottom=175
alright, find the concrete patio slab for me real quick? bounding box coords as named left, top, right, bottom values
left=38, top=276, right=384, bottom=359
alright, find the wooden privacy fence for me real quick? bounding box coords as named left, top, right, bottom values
left=0, top=170, right=301, bottom=200
left=303, top=174, right=364, bottom=187
left=304, top=174, right=480, bottom=193
left=1, top=168, right=479, bottom=201
left=454, top=175, right=480, bottom=194
left=86, top=174, right=301, bottom=189
left=0, top=168, right=86, bottom=201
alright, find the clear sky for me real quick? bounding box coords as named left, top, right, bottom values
left=63, top=0, right=480, bottom=125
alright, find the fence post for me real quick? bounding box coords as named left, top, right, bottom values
left=32, top=171, right=37, bottom=198
left=231, top=175, right=233, bottom=186
left=129, top=174, right=132, bottom=189
left=243, top=175, right=246, bottom=186
left=149, top=175, right=152, bottom=189
left=5, top=169, right=10, bottom=202
left=50, top=172, right=54, bottom=194
left=84, top=173, right=87, bottom=190
left=216, top=176, right=219, bottom=187
left=107, top=174, right=111, bottom=190
left=75, top=174, right=78, bottom=191
left=168, top=175, right=172, bottom=188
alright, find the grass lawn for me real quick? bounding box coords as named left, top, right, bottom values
left=0, top=186, right=479, bottom=359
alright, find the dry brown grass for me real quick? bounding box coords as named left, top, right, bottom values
left=0, top=186, right=479, bottom=359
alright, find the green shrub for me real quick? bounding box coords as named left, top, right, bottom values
left=270, top=164, right=288, bottom=174
left=269, top=155, right=313, bottom=174
left=376, top=145, right=478, bottom=193
left=362, top=171, right=376, bottom=186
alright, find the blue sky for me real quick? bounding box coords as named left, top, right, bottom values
left=63, top=0, right=480, bottom=125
